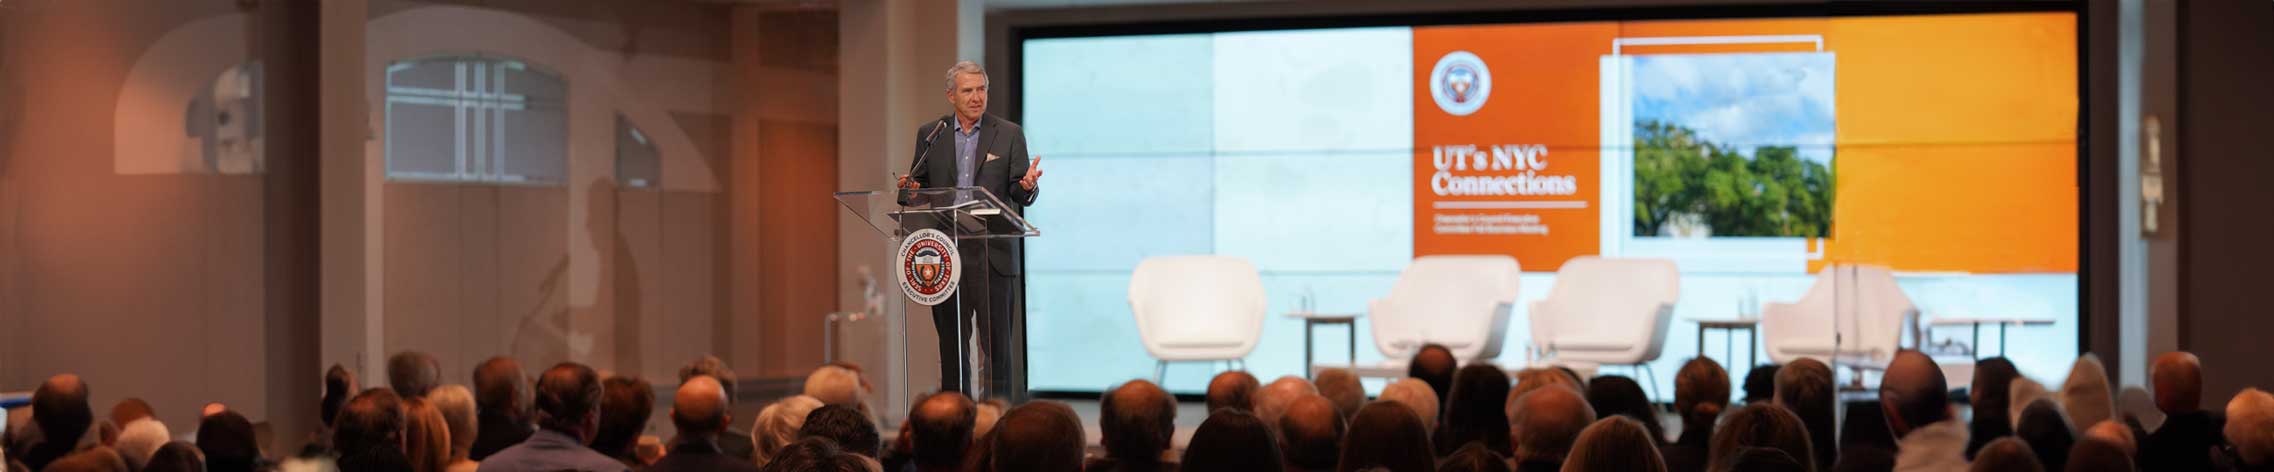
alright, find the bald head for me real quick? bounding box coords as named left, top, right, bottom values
left=1279, top=394, right=1344, bottom=470
left=672, top=376, right=730, bottom=437
left=33, top=374, right=93, bottom=448
left=1510, top=385, right=1596, bottom=463
left=1879, top=350, right=1950, bottom=435
left=1256, top=376, right=1318, bottom=427
left=1206, top=371, right=1260, bottom=414
left=1409, top=344, right=1459, bottom=402
left=910, top=391, right=976, bottom=468
left=1102, top=380, right=1176, bottom=464
left=1313, top=369, right=1365, bottom=420
left=2227, top=388, right=2274, bottom=465
left=2151, top=351, right=2203, bottom=414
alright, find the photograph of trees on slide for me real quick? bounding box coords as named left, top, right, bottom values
left=1631, top=52, right=1835, bottom=239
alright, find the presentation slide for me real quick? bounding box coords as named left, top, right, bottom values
left=1020, top=12, right=2078, bottom=399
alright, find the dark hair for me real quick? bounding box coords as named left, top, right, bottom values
left=1674, top=357, right=1732, bottom=440
left=32, top=375, right=94, bottom=452
left=1967, top=357, right=2022, bottom=459
left=1206, top=371, right=1261, bottom=414
left=1880, top=352, right=1951, bottom=431
left=1726, top=447, right=1808, bottom=472
left=991, top=401, right=1086, bottom=472
left=387, top=351, right=442, bottom=399
left=533, top=362, right=602, bottom=434
left=143, top=441, right=206, bottom=472
left=1436, top=364, right=1511, bottom=456
left=1337, top=401, right=1435, bottom=472
left=322, top=365, right=356, bottom=427
left=1585, top=376, right=1666, bottom=444
left=1181, top=409, right=1284, bottom=472
left=761, top=437, right=872, bottom=472
left=1969, top=437, right=2043, bottom=472
left=198, top=411, right=263, bottom=472
left=800, top=404, right=881, bottom=458
left=1774, top=359, right=1837, bottom=470
left=678, top=355, right=739, bottom=401
left=1408, top=344, right=1460, bottom=409
left=591, top=376, right=654, bottom=460
left=1434, top=442, right=1511, bottom=472
left=1837, top=400, right=1897, bottom=451
left=2013, top=399, right=2074, bottom=472
left=1707, top=404, right=1815, bottom=472
left=1102, top=380, right=1177, bottom=465
left=1742, top=364, right=1781, bottom=404
left=1564, top=417, right=1667, bottom=472
left=473, top=357, right=529, bottom=418
left=909, top=392, right=976, bottom=468
left=2064, top=437, right=2134, bottom=472
left=1280, top=395, right=1344, bottom=470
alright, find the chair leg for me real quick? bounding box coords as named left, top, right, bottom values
left=1155, top=360, right=1168, bottom=384
left=1641, top=363, right=1662, bottom=403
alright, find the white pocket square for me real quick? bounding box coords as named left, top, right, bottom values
left=985, top=153, right=1002, bottom=162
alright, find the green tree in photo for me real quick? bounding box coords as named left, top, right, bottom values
left=1632, top=120, right=1833, bottom=238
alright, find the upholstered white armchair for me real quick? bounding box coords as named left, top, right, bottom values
left=1529, top=256, right=1681, bottom=396
left=1760, top=265, right=1918, bottom=374
left=1342, top=255, right=1522, bottom=377
left=1128, top=255, right=1268, bottom=382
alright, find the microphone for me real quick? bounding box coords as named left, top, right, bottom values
left=908, top=117, right=952, bottom=177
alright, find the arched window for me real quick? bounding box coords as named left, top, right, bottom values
left=384, top=55, right=566, bottom=184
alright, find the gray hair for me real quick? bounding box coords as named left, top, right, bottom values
left=944, top=61, right=988, bottom=92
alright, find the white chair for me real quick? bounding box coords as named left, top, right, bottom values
left=1760, top=265, right=1918, bottom=377
left=1530, top=257, right=1681, bottom=398
left=1335, top=255, right=1522, bottom=378
left=1128, top=255, right=1268, bottom=382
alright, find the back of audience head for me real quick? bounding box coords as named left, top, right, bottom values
left=592, top=375, right=654, bottom=461
left=1101, top=380, right=1177, bottom=467
left=2149, top=351, right=2202, bottom=415
left=403, top=399, right=453, bottom=472
left=114, top=418, right=170, bottom=471
left=1510, top=368, right=1583, bottom=421
left=34, top=374, right=95, bottom=456
left=2010, top=376, right=2053, bottom=426
left=1582, top=376, right=1664, bottom=445
left=672, top=376, right=732, bottom=441
left=1258, top=376, right=1320, bottom=429
left=2080, top=420, right=2134, bottom=458
left=753, top=395, right=825, bottom=465
left=1509, top=384, right=1594, bottom=467
left=2015, top=398, right=2075, bottom=472
left=761, top=437, right=878, bottom=472
left=1774, top=358, right=1836, bottom=470
left=990, top=401, right=1085, bottom=472
left=1281, top=394, right=1344, bottom=471
left=1409, top=344, right=1459, bottom=405
left=198, top=410, right=262, bottom=472
left=1724, top=447, right=1807, bottom=472
left=473, top=356, right=531, bottom=422
left=800, top=404, right=881, bottom=459
left=2066, top=437, right=2134, bottom=472
left=387, top=351, right=442, bottom=399
left=1436, top=442, right=1510, bottom=472
left=1970, top=437, right=2043, bottom=472
left=1563, top=416, right=1666, bottom=472
left=1316, top=368, right=1366, bottom=420
left=1206, top=370, right=1261, bottom=414
left=1674, top=357, right=1732, bottom=439
left=1336, top=401, right=1433, bottom=472
left=1743, top=364, right=1781, bottom=404
left=1970, top=358, right=2022, bottom=438
left=144, top=441, right=205, bottom=472
left=1879, top=350, right=1951, bottom=436
left=2227, top=388, right=2274, bottom=467
left=1379, top=378, right=1441, bottom=433
left=322, top=364, right=358, bottom=429
left=1442, top=364, right=1512, bottom=454
left=1182, top=409, right=1283, bottom=472
left=109, top=398, right=156, bottom=432
left=678, top=355, right=740, bottom=406
left=907, top=391, right=975, bottom=471
left=45, top=447, right=127, bottom=472
left=974, top=399, right=1008, bottom=438
left=534, top=362, right=603, bottom=441
left=2060, top=353, right=2116, bottom=428
left=426, top=385, right=477, bottom=462
left=804, top=366, right=869, bottom=415
left=1707, top=403, right=1814, bottom=472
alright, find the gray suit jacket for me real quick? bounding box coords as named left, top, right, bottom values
left=909, top=114, right=1039, bottom=276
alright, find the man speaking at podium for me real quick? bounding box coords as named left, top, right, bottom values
left=897, top=60, right=1042, bottom=399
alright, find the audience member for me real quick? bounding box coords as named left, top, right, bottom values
left=1205, top=371, right=1261, bottom=414
left=1666, top=358, right=1730, bottom=472
left=1509, top=385, right=1594, bottom=472
left=1181, top=409, right=1283, bottom=472
left=45, top=447, right=127, bottom=472
left=2062, top=354, right=2117, bottom=431
left=1965, top=357, right=2022, bottom=458
left=1316, top=369, right=1367, bottom=421
left=677, top=355, right=757, bottom=462
left=804, top=366, right=871, bottom=418
left=760, top=437, right=876, bottom=472
left=1410, top=344, right=1460, bottom=410
left=752, top=395, right=825, bottom=466
left=26, top=374, right=94, bottom=471
left=2010, top=377, right=2052, bottom=427
left=1743, top=364, right=1781, bottom=404
left=481, top=362, right=627, bottom=472
left=143, top=442, right=205, bottom=472
left=109, top=399, right=156, bottom=432
left=1510, top=369, right=1582, bottom=418
left=332, top=388, right=411, bottom=472
left=1337, top=401, right=1434, bottom=472
left=323, top=365, right=358, bottom=431
left=1282, top=395, right=1345, bottom=472
left=424, top=385, right=479, bottom=472
left=2015, top=399, right=2076, bottom=472
left=1379, top=378, right=1441, bottom=433
left=201, top=403, right=229, bottom=418
left=1093, top=380, right=1177, bottom=472
left=905, top=391, right=975, bottom=472
left=2081, top=421, right=2136, bottom=459
left=1880, top=350, right=1967, bottom=472
left=1833, top=400, right=1900, bottom=472
left=1776, top=358, right=1839, bottom=470
left=2226, top=388, right=2274, bottom=471
left=799, top=405, right=881, bottom=459
left=974, top=399, right=1008, bottom=438
left=1583, top=376, right=1665, bottom=445
left=198, top=411, right=264, bottom=472
left=1436, top=364, right=1513, bottom=457
left=593, top=376, right=655, bottom=467
left=1707, top=404, right=1813, bottom=472
left=113, top=418, right=169, bottom=471
left=1724, top=447, right=1807, bottom=472
left=1258, top=376, right=1320, bottom=430
left=646, top=376, right=759, bottom=472
left=389, top=351, right=443, bottom=399
left=989, top=401, right=1085, bottom=472
left=470, top=356, right=535, bottom=461
left=1968, top=437, right=2042, bottom=472
left=1563, top=417, right=1666, bottom=472
left=1435, top=442, right=1510, bottom=472
left=2066, top=437, right=2134, bottom=472
left=2141, top=352, right=2218, bottom=472
left=403, top=399, right=453, bottom=472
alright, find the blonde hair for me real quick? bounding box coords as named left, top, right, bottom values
left=753, top=395, right=826, bottom=466
left=804, top=366, right=870, bottom=416
left=1379, top=378, right=1441, bottom=432
left=2060, top=354, right=2116, bottom=428
left=403, top=398, right=454, bottom=472
left=427, top=385, right=478, bottom=460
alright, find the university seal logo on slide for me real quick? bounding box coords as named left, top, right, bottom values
left=897, top=229, right=960, bottom=306
left=1430, top=50, right=1492, bottom=116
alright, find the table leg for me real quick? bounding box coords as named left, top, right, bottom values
left=1999, top=323, right=2009, bottom=357
left=1748, top=326, right=1757, bottom=368
left=1304, top=320, right=1315, bottom=380
left=1697, top=327, right=1707, bottom=359
left=1727, top=329, right=1736, bottom=367
left=1346, top=321, right=1357, bottom=368
left=1971, top=323, right=1982, bottom=358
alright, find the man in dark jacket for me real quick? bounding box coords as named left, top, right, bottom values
left=642, top=376, right=757, bottom=472
left=2143, top=352, right=2222, bottom=471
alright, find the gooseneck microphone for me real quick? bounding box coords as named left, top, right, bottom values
left=907, top=117, right=953, bottom=179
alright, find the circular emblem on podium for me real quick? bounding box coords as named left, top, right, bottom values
left=1429, top=50, right=1491, bottom=116
left=897, top=229, right=960, bottom=306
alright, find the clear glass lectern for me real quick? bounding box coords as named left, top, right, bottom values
left=835, top=186, right=1038, bottom=402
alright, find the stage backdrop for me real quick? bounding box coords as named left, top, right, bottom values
left=1019, top=11, right=2078, bottom=400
